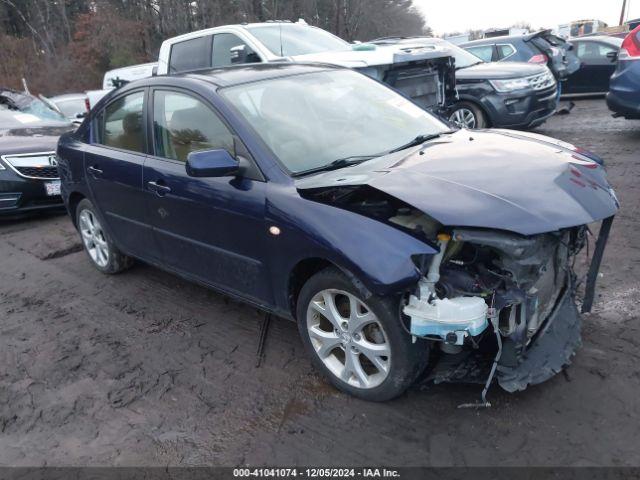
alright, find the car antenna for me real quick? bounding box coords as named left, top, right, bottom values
left=279, top=22, right=284, bottom=57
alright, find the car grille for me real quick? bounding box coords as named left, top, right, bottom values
left=0, top=152, right=59, bottom=180
left=14, top=166, right=59, bottom=179
left=526, top=70, right=556, bottom=91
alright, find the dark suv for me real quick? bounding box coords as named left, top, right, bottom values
left=372, top=37, right=558, bottom=129
left=460, top=30, right=580, bottom=83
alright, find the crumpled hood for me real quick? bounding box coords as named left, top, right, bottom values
left=0, top=125, right=71, bottom=155
left=296, top=129, right=619, bottom=236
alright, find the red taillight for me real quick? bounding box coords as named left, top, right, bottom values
left=528, top=53, right=548, bottom=64
left=84, top=97, right=91, bottom=113
left=620, top=25, right=640, bottom=59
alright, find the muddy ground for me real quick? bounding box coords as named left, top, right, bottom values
left=0, top=99, right=639, bottom=467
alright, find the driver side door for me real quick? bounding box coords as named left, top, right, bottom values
left=143, top=88, right=271, bottom=304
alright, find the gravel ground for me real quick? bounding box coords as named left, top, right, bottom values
left=0, top=99, right=639, bottom=467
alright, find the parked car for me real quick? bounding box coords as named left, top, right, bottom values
left=85, top=62, right=157, bottom=112
left=461, top=30, right=580, bottom=83
left=49, top=93, right=88, bottom=123
left=156, top=21, right=457, bottom=116
left=0, top=88, right=74, bottom=216
left=563, top=36, right=623, bottom=95
left=372, top=37, right=557, bottom=129
left=57, top=64, right=618, bottom=401
left=607, top=26, right=640, bottom=119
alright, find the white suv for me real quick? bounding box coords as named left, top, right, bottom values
left=157, top=21, right=456, bottom=114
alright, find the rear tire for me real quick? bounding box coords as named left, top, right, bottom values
left=76, top=198, right=133, bottom=274
left=296, top=267, right=428, bottom=401
left=449, top=101, right=487, bottom=129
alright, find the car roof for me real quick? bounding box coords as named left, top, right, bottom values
left=124, top=62, right=343, bottom=91
left=461, top=35, right=528, bottom=46
left=570, top=35, right=623, bottom=46
left=163, top=21, right=325, bottom=46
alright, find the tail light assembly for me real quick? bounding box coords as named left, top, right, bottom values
left=619, top=25, right=640, bottom=59
left=528, top=53, right=548, bottom=64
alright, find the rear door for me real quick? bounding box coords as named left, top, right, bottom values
left=84, top=89, right=156, bottom=259
left=566, top=40, right=619, bottom=94
left=143, top=88, right=271, bottom=303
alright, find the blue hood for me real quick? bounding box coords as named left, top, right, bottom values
left=296, top=129, right=619, bottom=236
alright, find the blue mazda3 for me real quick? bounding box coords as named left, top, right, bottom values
left=57, top=63, right=618, bottom=401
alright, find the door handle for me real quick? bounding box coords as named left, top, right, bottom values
left=87, top=165, right=103, bottom=177
left=147, top=180, right=171, bottom=197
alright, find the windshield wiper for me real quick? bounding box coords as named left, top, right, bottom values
left=295, top=155, right=379, bottom=176
left=388, top=130, right=455, bottom=154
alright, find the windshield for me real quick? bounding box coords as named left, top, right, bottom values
left=221, top=69, right=449, bottom=175
left=0, top=91, right=67, bottom=124
left=246, top=24, right=350, bottom=56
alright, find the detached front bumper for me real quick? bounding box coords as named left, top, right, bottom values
left=497, top=288, right=580, bottom=392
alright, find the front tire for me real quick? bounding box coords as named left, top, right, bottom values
left=76, top=198, right=133, bottom=274
left=296, top=267, right=428, bottom=401
left=449, top=101, right=487, bottom=129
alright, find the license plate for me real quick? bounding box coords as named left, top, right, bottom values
left=45, top=181, right=61, bottom=196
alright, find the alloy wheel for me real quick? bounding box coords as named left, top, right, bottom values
left=306, top=289, right=390, bottom=389
left=449, top=107, right=477, bottom=128
left=79, top=209, right=110, bottom=268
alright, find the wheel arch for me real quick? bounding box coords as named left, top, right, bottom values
left=67, top=191, right=86, bottom=227
left=287, top=257, right=336, bottom=320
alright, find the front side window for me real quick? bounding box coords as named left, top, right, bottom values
left=169, top=36, right=212, bottom=73
left=246, top=25, right=350, bottom=56
left=466, top=45, right=494, bottom=62
left=153, top=90, right=234, bottom=162
left=100, top=91, right=145, bottom=153
left=212, top=33, right=260, bottom=67
left=221, top=69, right=449, bottom=175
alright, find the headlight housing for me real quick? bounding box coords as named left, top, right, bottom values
left=490, top=77, right=530, bottom=92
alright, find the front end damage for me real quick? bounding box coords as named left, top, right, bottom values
left=296, top=129, right=619, bottom=399
left=402, top=217, right=613, bottom=396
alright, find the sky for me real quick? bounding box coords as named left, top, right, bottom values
left=413, top=0, right=640, bottom=35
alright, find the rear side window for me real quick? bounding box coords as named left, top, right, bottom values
left=99, top=91, right=145, bottom=153
left=497, top=44, right=515, bottom=59
left=466, top=45, right=494, bottom=62
left=152, top=90, right=234, bottom=162
left=169, top=36, right=212, bottom=73
left=212, top=33, right=260, bottom=67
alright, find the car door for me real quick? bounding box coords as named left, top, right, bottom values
left=84, top=89, right=156, bottom=259
left=567, top=41, right=619, bottom=94
left=143, top=88, right=271, bottom=303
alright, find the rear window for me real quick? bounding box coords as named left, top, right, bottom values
left=169, top=36, right=212, bottom=73
left=466, top=45, right=494, bottom=62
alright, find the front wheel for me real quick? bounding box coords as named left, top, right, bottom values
left=449, top=101, right=487, bottom=129
left=296, top=267, right=428, bottom=401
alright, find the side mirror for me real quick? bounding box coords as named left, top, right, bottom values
left=606, top=51, right=618, bottom=62
left=76, top=112, right=87, bottom=119
left=186, top=149, right=239, bottom=177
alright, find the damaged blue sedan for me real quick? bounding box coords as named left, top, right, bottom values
left=57, top=64, right=618, bottom=402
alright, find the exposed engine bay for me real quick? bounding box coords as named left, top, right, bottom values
left=299, top=183, right=613, bottom=401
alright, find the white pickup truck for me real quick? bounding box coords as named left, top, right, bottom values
left=85, top=62, right=157, bottom=111
left=156, top=21, right=456, bottom=114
